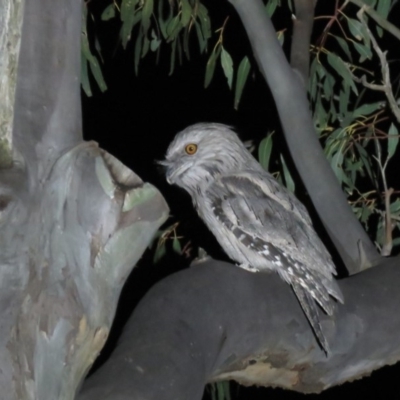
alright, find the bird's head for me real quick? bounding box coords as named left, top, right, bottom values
left=160, top=123, right=255, bottom=193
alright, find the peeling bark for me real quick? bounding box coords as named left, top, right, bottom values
left=0, top=1, right=168, bottom=398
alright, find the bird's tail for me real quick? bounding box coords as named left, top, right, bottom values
left=292, top=281, right=330, bottom=354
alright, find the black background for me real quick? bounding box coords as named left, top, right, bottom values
left=83, top=0, right=400, bottom=398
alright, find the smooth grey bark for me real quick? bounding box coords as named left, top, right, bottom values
left=291, top=0, right=316, bottom=85
left=229, top=0, right=382, bottom=275
left=0, top=0, right=168, bottom=399
left=78, top=256, right=400, bottom=399
left=0, top=0, right=23, bottom=168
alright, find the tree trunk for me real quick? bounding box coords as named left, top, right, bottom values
left=0, top=0, right=168, bottom=398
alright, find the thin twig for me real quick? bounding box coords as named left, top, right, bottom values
left=349, top=0, right=400, bottom=42
left=349, top=7, right=400, bottom=124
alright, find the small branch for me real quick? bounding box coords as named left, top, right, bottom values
left=382, top=187, right=394, bottom=256
left=229, top=0, right=382, bottom=274
left=373, top=139, right=394, bottom=257
left=349, top=0, right=400, bottom=42
left=290, top=0, right=316, bottom=86
left=353, top=7, right=400, bottom=124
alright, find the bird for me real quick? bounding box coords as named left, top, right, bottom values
left=160, top=122, right=343, bottom=353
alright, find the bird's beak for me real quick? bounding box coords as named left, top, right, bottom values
left=157, top=159, right=175, bottom=184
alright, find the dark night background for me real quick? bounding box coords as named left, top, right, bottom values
left=82, top=0, right=400, bottom=398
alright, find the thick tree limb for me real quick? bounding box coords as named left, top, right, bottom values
left=228, top=0, right=381, bottom=274
left=12, top=0, right=83, bottom=178
left=291, top=0, right=316, bottom=86
left=0, top=0, right=169, bottom=398
left=78, top=256, right=400, bottom=399
left=0, top=0, right=24, bottom=168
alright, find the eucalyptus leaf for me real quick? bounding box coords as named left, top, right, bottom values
left=101, top=4, right=116, bottom=21
left=333, top=35, right=352, bottom=61
left=234, top=56, right=250, bottom=109
left=327, top=52, right=358, bottom=95
left=353, top=102, right=383, bottom=118
left=388, top=123, right=399, bottom=159
left=280, top=154, right=295, bottom=192
left=142, top=0, right=154, bottom=33
left=204, top=46, right=221, bottom=88
left=265, top=0, right=279, bottom=17
left=353, top=41, right=372, bottom=62
left=258, top=134, right=274, bottom=171
left=172, top=237, right=182, bottom=254
left=180, top=0, right=192, bottom=26
left=221, top=47, right=234, bottom=89
left=347, top=18, right=365, bottom=41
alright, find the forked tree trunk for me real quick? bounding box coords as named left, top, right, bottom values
left=0, top=1, right=168, bottom=398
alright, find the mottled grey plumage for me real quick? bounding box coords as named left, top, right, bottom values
left=161, top=122, right=343, bottom=352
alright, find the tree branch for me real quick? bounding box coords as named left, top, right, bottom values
left=354, top=6, right=400, bottom=124
left=228, top=0, right=382, bottom=274
left=78, top=256, right=400, bottom=399
left=349, top=0, right=400, bottom=42
left=0, top=0, right=24, bottom=168
left=290, top=0, right=316, bottom=86
left=12, top=0, right=83, bottom=176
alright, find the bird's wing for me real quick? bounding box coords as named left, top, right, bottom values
left=206, top=171, right=343, bottom=303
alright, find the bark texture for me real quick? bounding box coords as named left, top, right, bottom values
left=78, top=256, right=400, bottom=399
left=0, top=0, right=168, bottom=398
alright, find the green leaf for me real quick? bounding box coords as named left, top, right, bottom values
left=258, top=134, right=273, bottom=171
left=330, top=150, right=345, bottom=184
left=265, top=0, right=279, bottom=17
left=221, top=47, right=234, bottom=89
left=376, top=0, right=391, bottom=18
left=153, top=242, right=166, bottom=263
left=81, top=11, right=107, bottom=95
left=353, top=41, right=372, bottom=62
left=327, top=52, right=358, bottom=95
left=323, top=73, right=334, bottom=100
left=101, top=4, right=116, bottom=21
left=169, top=36, right=177, bottom=75
left=216, top=381, right=231, bottom=400
left=338, top=86, right=350, bottom=116
left=172, top=237, right=182, bottom=254
left=388, top=123, right=399, bottom=159
left=142, top=35, right=150, bottom=58
left=204, top=46, right=221, bottom=88
left=353, top=102, right=383, bottom=118
left=158, top=0, right=172, bottom=39
left=194, top=21, right=207, bottom=53
left=150, top=29, right=161, bottom=51
left=355, top=142, right=374, bottom=182
left=180, top=0, right=192, bottom=26
left=121, top=0, right=139, bottom=21
left=183, top=27, right=190, bottom=59
left=134, top=29, right=143, bottom=75
left=81, top=58, right=91, bottom=97
left=142, top=0, right=154, bottom=33
left=277, top=30, right=285, bottom=46
left=333, top=35, right=352, bottom=61
left=121, top=9, right=142, bottom=48
left=280, top=154, right=295, bottom=192
left=88, top=56, right=107, bottom=92
left=166, top=15, right=182, bottom=40
left=197, top=3, right=211, bottom=40
left=347, top=18, right=365, bottom=41
left=234, top=56, right=251, bottom=109
left=314, top=93, right=328, bottom=131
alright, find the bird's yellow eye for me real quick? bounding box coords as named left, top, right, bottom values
left=185, top=143, right=198, bottom=155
